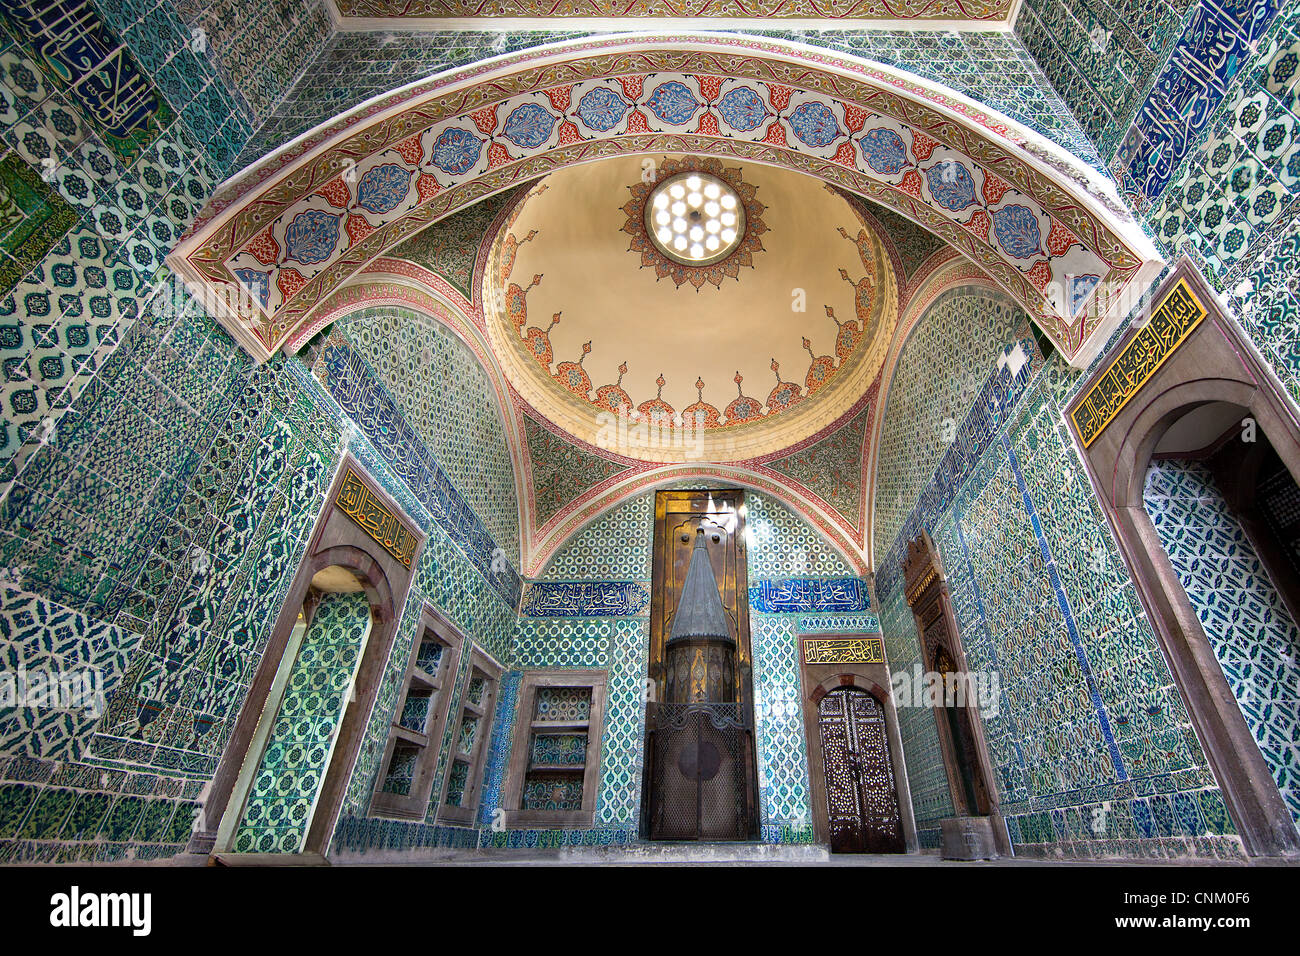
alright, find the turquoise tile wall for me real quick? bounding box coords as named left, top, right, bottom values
left=334, top=307, right=521, bottom=568
left=233, top=590, right=371, bottom=853
left=1144, top=458, right=1300, bottom=830
left=1019, top=0, right=1300, bottom=406
left=875, top=287, right=1245, bottom=860
left=165, top=0, right=333, bottom=126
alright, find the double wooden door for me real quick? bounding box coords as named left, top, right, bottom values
left=817, top=687, right=904, bottom=853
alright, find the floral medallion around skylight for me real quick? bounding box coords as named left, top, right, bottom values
left=622, top=157, right=767, bottom=291
left=484, top=155, right=899, bottom=463
left=645, top=172, right=746, bottom=266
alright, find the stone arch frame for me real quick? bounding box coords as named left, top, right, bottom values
left=798, top=668, right=919, bottom=852
left=169, top=33, right=1160, bottom=369
left=1065, top=258, right=1300, bottom=858
left=200, top=456, right=424, bottom=862
left=530, top=464, right=871, bottom=579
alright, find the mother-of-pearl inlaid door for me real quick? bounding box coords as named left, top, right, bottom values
left=817, top=687, right=904, bottom=853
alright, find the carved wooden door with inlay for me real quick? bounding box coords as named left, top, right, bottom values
left=817, top=687, right=904, bottom=853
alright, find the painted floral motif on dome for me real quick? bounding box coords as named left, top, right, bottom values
left=355, top=164, right=413, bottom=215
left=716, top=87, right=768, bottom=132
left=499, top=229, right=537, bottom=282
left=637, top=374, right=676, bottom=426
left=788, top=102, right=843, bottom=148
left=621, top=157, right=768, bottom=292
left=431, top=127, right=483, bottom=175
left=284, top=209, right=341, bottom=265
left=991, top=204, right=1043, bottom=260
left=802, top=337, right=836, bottom=394
left=506, top=273, right=543, bottom=331
left=766, top=359, right=804, bottom=413
left=858, top=128, right=909, bottom=175
left=925, top=161, right=978, bottom=212
left=554, top=340, right=593, bottom=398
left=576, top=87, right=630, bottom=132
left=645, top=81, right=702, bottom=126
left=682, top=377, right=722, bottom=428
left=502, top=102, right=557, bottom=149
left=525, top=312, right=561, bottom=367
left=725, top=372, right=764, bottom=424
left=594, top=361, right=634, bottom=415
left=826, top=305, right=861, bottom=361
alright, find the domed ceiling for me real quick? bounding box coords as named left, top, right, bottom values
left=483, top=154, right=898, bottom=463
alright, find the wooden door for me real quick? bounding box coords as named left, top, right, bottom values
left=818, top=687, right=904, bottom=853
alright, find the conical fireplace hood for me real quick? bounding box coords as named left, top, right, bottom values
left=666, top=527, right=734, bottom=646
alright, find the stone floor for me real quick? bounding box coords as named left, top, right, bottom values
left=325, top=844, right=1265, bottom=866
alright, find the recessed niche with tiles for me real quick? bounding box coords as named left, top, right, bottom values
left=371, top=609, right=465, bottom=819
left=438, top=648, right=503, bottom=826
left=503, top=672, right=608, bottom=828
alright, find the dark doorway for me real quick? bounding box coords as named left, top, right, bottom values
left=933, top=646, right=987, bottom=816
left=817, top=687, right=905, bottom=852
left=1145, top=410, right=1300, bottom=838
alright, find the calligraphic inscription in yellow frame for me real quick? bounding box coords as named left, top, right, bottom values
left=802, top=637, right=885, bottom=665
left=336, top=466, right=419, bottom=568
left=1070, top=278, right=1208, bottom=449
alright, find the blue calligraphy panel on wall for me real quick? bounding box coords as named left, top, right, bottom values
left=3, top=0, right=175, bottom=164
left=749, top=578, right=871, bottom=613
left=315, top=341, right=522, bottom=609
left=519, top=581, right=650, bottom=618
left=1119, top=0, right=1282, bottom=202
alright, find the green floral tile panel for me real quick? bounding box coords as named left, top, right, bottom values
left=232, top=591, right=372, bottom=854
left=0, top=152, right=77, bottom=295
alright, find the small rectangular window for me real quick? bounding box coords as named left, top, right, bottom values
left=370, top=608, right=463, bottom=819
left=437, top=647, right=502, bottom=825
left=501, top=670, right=607, bottom=829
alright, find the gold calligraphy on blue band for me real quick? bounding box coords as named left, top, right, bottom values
left=802, top=637, right=885, bottom=665
left=1070, top=278, right=1207, bottom=449
left=336, top=467, right=419, bottom=568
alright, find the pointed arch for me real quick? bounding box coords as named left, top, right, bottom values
left=170, top=33, right=1160, bottom=369
left=531, top=464, right=869, bottom=578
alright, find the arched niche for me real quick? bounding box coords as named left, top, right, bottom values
left=1065, top=258, right=1300, bottom=858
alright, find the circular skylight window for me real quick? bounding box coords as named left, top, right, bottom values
left=644, top=172, right=746, bottom=267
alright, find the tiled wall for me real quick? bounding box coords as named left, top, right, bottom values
left=1144, top=458, right=1300, bottom=830
left=332, top=307, right=521, bottom=568
left=168, top=0, right=333, bottom=126
left=233, top=590, right=371, bottom=853
left=875, top=289, right=1243, bottom=859
left=1019, top=0, right=1300, bottom=405
left=873, top=287, right=1034, bottom=556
